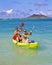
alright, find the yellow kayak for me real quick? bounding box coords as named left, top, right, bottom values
left=12, top=39, right=39, bottom=48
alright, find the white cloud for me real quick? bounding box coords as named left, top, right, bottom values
left=47, top=11, right=52, bottom=15
left=47, top=11, right=52, bottom=17
left=36, top=2, right=43, bottom=6
left=35, top=2, right=47, bottom=6
left=6, top=9, right=13, bottom=14
left=39, top=11, right=47, bottom=15
left=39, top=11, right=52, bottom=17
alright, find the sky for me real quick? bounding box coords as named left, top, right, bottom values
left=0, top=0, right=52, bottom=18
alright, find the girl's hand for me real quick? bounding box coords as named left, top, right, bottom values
left=30, top=30, right=32, bottom=35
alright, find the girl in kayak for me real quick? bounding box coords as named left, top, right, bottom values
left=22, top=29, right=32, bottom=43
left=14, top=27, right=22, bottom=35
left=12, top=27, right=22, bottom=42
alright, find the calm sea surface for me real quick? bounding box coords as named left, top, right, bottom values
left=0, top=18, right=52, bottom=65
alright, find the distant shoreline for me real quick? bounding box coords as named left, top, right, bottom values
left=0, top=17, right=52, bottom=21
left=0, top=16, right=52, bottom=20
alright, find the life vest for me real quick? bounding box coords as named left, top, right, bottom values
left=13, top=34, right=21, bottom=41
left=12, top=34, right=17, bottom=40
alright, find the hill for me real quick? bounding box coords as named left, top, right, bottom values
left=27, top=14, right=48, bottom=18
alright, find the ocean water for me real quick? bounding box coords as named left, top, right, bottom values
left=0, top=18, right=52, bottom=65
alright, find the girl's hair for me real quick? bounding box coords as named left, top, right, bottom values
left=15, top=27, right=18, bottom=30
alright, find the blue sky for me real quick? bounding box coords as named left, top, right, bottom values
left=0, top=0, right=52, bottom=17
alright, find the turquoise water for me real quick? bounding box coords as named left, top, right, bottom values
left=0, top=18, right=52, bottom=65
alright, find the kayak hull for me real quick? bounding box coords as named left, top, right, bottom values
left=12, top=39, right=39, bottom=48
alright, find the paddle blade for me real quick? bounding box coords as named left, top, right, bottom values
left=21, top=22, right=24, bottom=27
